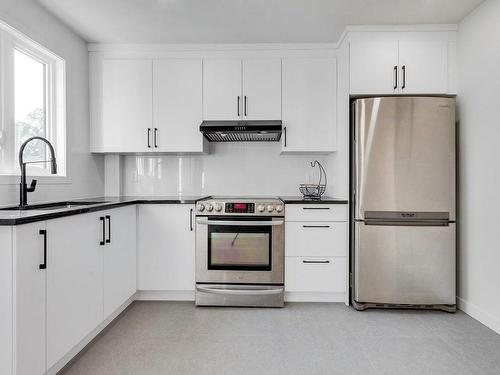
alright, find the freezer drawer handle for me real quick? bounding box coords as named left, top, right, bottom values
left=302, top=260, right=330, bottom=264
left=196, top=286, right=283, bottom=295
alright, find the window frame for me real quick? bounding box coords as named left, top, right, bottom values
left=0, top=20, right=67, bottom=184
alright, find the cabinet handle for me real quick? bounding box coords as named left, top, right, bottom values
left=147, top=128, right=151, bottom=148
left=302, top=207, right=330, bottom=210
left=100, top=217, right=105, bottom=246
left=154, top=128, right=158, bottom=148
left=393, top=65, right=398, bottom=90
left=189, top=208, right=193, bottom=231
left=303, top=260, right=330, bottom=264
left=105, top=215, right=111, bottom=243
left=39, top=229, right=47, bottom=270
left=237, top=96, right=240, bottom=117
left=401, top=65, right=406, bottom=89
left=284, top=126, right=287, bottom=147
left=302, top=225, right=331, bottom=228
left=244, top=96, right=247, bottom=116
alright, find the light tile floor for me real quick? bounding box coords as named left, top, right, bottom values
left=60, top=302, right=500, bottom=375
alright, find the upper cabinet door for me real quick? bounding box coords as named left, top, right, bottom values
left=282, top=57, right=337, bottom=153
left=102, top=59, right=153, bottom=152
left=242, top=59, right=282, bottom=120
left=153, top=59, right=205, bottom=152
left=350, top=40, right=399, bottom=95
left=398, top=41, right=448, bottom=94
left=203, top=59, right=242, bottom=120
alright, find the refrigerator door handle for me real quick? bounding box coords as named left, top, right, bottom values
left=363, top=220, right=450, bottom=227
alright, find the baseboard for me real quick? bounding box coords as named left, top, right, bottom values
left=285, top=291, right=346, bottom=303
left=135, top=290, right=195, bottom=301
left=46, top=296, right=135, bottom=375
left=457, top=297, right=500, bottom=334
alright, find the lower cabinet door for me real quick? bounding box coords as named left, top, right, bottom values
left=46, top=213, right=103, bottom=369
left=138, top=204, right=195, bottom=291
left=13, top=222, right=47, bottom=375
left=285, top=256, right=346, bottom=293
left=103, top=206, right=137, bottom=318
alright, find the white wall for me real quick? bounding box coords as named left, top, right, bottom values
left=0, top=0, right=104, bottom=206
left=457, top=0, right=500, bottom=333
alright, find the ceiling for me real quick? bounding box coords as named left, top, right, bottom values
left=37, top=0, right=484, bottom=44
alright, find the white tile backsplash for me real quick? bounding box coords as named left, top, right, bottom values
left=122, top=142, right=336, bottom=197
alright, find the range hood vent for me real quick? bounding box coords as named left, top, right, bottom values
left=200, top=120, right=282, bottom=142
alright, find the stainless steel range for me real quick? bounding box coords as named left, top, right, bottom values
left=195, top=197, right=284, bottom=307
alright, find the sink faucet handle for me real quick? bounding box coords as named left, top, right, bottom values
left=27, top=179, right=37, bottom=192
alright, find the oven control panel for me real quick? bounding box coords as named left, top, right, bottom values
left=196, top=199, right=284, bottom=216
left=225, top=202, right=254, bottom=213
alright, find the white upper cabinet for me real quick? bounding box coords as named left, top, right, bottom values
left=282, top=57, right=337, bottom=153
left=349, top=32, right=454, bottom=95
left=101, top=59, right=153, bottom=152
left=203, top=58, right=282, bottom=121
left=242, top=59, right=282, bottom=120
left=203, top=59, right=242, bottom=120
left=398, top=40, right=448, bottom=94
left=153, top=59, right=205, bottom=153
left=350, top=40, right=399, bottom=95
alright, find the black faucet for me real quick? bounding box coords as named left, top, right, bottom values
left=18, top=136, right=57, bottom=208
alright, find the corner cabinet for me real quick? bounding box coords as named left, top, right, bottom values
left=90, top=55, right=207, bottom=153
left=281, top=57, right=337, bottom=153
left=349, top=31, right=456, bottom=95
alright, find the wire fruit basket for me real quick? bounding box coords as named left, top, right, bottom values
left=299, top=160, right=327, bottom=200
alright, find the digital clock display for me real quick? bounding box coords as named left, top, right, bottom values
left=225, top=202, right=254, bottom=213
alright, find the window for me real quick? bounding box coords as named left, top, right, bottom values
left=0, top=20, right=66, bottom=177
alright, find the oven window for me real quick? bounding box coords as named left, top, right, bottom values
left=208, top=225, right=272, bottom=271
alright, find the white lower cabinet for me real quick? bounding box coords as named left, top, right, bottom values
left=12, top=223, right=47, bottom=375
left=284, top=204, right=348, bottom=302
left=138, top=204, right=195, bottom=294
left=285, top=257, right=346, bottom=293
left=46, top=212, right=104, bottom=369
left=102, top=206, right=137, bottom=319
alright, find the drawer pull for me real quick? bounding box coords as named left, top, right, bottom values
left=302, top=260, right=330, bottom=264
left=302, top=207, right=330, bottom=210
left=302, top=225, right=330, bottom=228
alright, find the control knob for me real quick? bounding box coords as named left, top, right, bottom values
left=257, top=204, right=266, bottom=213
left=206, top=203, right=214, bottom=212
left=215, top=203, right=223, bottom=212
left=275, top=205, right=283, bottom=213
left=267, top=205, right=274, bottom=213
left=197, top=203, right=205, bottom=212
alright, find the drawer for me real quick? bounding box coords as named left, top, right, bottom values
left=286, top=222, right=346, bottom=257
left=285, top=204, right=347, bottom=222
left=285, top=256, right=346, bottom=293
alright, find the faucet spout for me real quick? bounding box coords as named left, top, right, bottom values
left=18, top=136, right=57, bottom=207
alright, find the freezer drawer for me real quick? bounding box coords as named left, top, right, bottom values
left=354, top=221, right=455, bottom=306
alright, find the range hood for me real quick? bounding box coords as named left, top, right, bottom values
left=200, top=120, right=282, bottom=142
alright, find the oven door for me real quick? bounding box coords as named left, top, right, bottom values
left=196, top=217, right=284, bottom=284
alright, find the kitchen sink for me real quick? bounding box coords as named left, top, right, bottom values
left=0, top=201, right=107, bottom=211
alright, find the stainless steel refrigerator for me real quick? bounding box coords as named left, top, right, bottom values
left=352, top=96, right=456, bottom=312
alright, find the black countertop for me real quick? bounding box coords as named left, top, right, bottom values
left=279, top=196, right=348, bottom=204
left=0, top=196, right=209, bottom=226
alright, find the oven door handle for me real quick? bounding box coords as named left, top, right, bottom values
left=196, top=286, right=284, bottom=295
left=196, top=219, right=284, bottom=226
